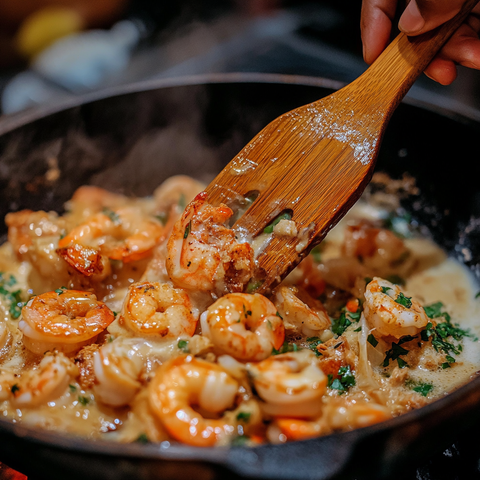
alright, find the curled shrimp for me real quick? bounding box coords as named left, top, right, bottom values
left=166, top=192, right=254, bottom=295
left=93, top=338, right=151, bottom=407
left=148, top=355, right=261, bottom=447
left=19, top=289, right=115, bottom=354
left=342, top=221, right=411, bottom=278
left=153, top=175, right=205, bottom=215
left=11, top=353, right=78, bottom=407
left=363, top=277, right=430, bottom=339
left=273, top=286, right=331, bottom=337
left=119, top=281, right=198, bottom=338
left=201, top=293, right=285, bottom=362
left=5, top=210, right=71, bottom=290
left=92, top=334, right=213, bottom=407
left=248, top=349, right=327, bottom=417
left=268, top=417, right=326, bottom=442
left=57, top=207, right=166, bottom=276
left=324, top=398, right=392, bottom=431
left=268, top=399, right=391, bottom=442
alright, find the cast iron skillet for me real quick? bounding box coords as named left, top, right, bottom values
left=1, top=73, right=480, bottom=480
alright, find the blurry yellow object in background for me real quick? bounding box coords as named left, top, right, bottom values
left=15, top=6, right=85, bottom=60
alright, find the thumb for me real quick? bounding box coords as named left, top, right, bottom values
left=399, top=0, right=466, bottom=34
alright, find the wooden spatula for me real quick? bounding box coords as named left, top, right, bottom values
left=204, top=0, right=477, bottom=295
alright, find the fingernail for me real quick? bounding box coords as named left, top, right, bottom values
left=399, top=0, right=425, bottom=33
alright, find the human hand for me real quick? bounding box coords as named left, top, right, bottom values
left=361, top=0, right=480, bottom=84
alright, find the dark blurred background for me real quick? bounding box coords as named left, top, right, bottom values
left=1, top=0, right=480, bottom=119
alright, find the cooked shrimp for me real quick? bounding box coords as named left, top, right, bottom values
left=342, top=221, right=410, bottom=277
left=201, top=293, right=285, bottom=362
left=148, top=355, right=261, bottom=447
left=273, top=286, right=330, bottom=337
left=248, top=349, right=327, bottom=417
left=57, top=207, right=166, bottom=276
left=93, top=335, right=214, bottom=407
left=166, top=192, right=254, bottom=295
left=93, top=338, right=150, bottom=407
left=5, top=210, right=71, bottom=291
left=324, top=398, right=392, bottom=431
left=268, top=417, right=326, bottom=442
left=153, top=175, right=205, bottom=215
left=363, top=277, right=430, bottom=338
left=19, top=289, right=115, bottom=354
left=120, top=281, right=198, bottom=338
left=66, top=185, right=129, bottom=219
left=269, top=399, right=391, bottom=441
left=12, top=353, right=79, bottom=407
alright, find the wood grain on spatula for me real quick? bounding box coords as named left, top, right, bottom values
left=205, top=0, right=477, bottom=294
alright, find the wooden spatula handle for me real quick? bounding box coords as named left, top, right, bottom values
left=354, top=0, right=478, bottom=115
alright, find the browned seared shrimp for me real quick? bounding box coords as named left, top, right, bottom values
left=200, top=293, right=285, bottom=361
left=57, top=207, right=166, bottom=276
left=19, top=289, right=115, bottom=354
left=166, top=192, right=254, bottom=295
left=120, top=281, right=198, bottom=338
left=148, top=355, right=261, bottom=446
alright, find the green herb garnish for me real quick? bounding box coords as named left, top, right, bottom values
left=411, top=382, right=434, bottom=397
left=102, top=208, right=121, bottom=225
left=383, top=335, right=416, bottom=368
left=272, top=341, right=298, bottom=355
left=264, top=212, right=292, bottom=233
left=78, top=395, right=90, bottom=406
left=0, top=273, right=23, bottom=319
left=246, top=280, right=263, bottom=293
left=331, top=305, right=361, bottom=336
left=183, top=221, right=192, bottom=239
left=367, top=334, right=379, bottom=347
left=136, top=433, right=149, bottom=444
left=395, top=292, right=412, bottom=308
left=236, top=412, right=251, bottom=422
left=306, top=336, right=322, bottom=356
left=327, top=365, right=356, bottom=393
left=177, top=340, right=189, bottom=353
left=310, top=245, right=322, bottom=263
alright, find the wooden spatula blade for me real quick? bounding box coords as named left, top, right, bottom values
left=203, top=0, right=477, bottom=294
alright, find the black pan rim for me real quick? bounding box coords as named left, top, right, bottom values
left=1, top=71, right=479, bottom=137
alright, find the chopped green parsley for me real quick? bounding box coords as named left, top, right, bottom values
left=306, top=336, right=322, bottom=356
left=246, top=280, right=263, bottom=293
left=272, top=341, right=298, bottom=355
left=78, top=396, right=90, bottom=406
left=421, top=302, right=477, bottom=368
left=102, top=208, right=121, bottom=225
left=177, top=340, right=189, bottom=353
left=406, top=379, right=434, bottom=397
left=236, top=412, right=251, bottom=422
left=183, top=221, right=192, bottom=239
left=383, top=336, right=416, bottom=368
left=263, top=212, right=292, bottom=233
left=327, top=365, right=356, bottom=393
left=395, top=292, right=412, bottom=308
left=0, top=272, right=23, bottom=319
left=331, top=306, right=361, bottom=336
left=136, top=433, right=149, bottom=444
